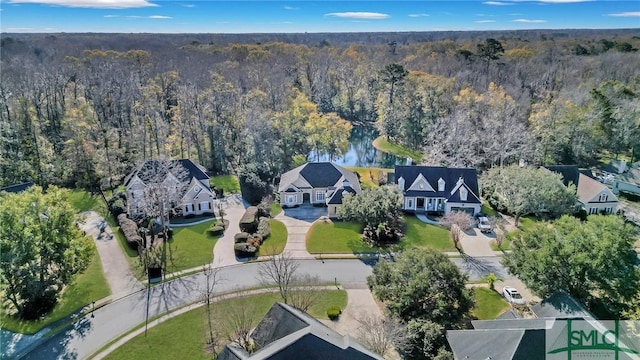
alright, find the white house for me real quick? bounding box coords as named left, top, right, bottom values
left=545, top=165, right=619, bottom=215
left=277, top=162, right=361, bottom=217
left=124, top=159, right=216, bottom=218
left=394, top=165, right=482, bottom=215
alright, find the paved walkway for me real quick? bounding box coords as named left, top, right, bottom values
left=80, top=211, right=144, bottom=298
left=212, top=194, right=247, bottom=268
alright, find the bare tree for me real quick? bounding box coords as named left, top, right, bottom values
left=356, top=312, right=410, bottom=357
left=200, top=263, right=224, bottom=357
left=288, top=274, right=322, bottom=312
left=226, top=295, right=257, bottom=353
left=438, top=211, right=475, bottom=232
left=258, top=251, right=299, bottom=304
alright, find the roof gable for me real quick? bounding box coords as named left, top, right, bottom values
left=299, top=162, right=343, bottom=188
left=279, top=162, right=361, bottom=193
left=407, top=173, right=435, bottom=192
left=577, top=173, right=618, bottom=204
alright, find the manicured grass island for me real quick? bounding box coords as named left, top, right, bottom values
left=372, top=136, right=424, bottom=163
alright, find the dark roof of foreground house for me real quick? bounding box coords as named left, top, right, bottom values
left=123, top=159, right=209, bottom=187
left=545, top=165, right=581, bottom=187
left=0, top=182, right=35, bottom=193
left=278, top=162, right=360, bottom=193
left=394, top=165, right=481, bottom=203
left=447, top=291, right=600, bottom=360
left=218, top=303, right=382, bottom=360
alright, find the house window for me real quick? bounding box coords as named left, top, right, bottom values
left=316, top=192, right=325, bottom=202
left=194, top=185, right=201, bottom=193
left=599, top=193, right=608, bottom=202
left=589, top=207, right=597, bottom=215
left=407, top=199, right=413, bottom=209
left=198, top=203, right=201, bottom=211
left=605, top=207, right=612, bottom=214
left=438, top=178, right=445, bottom=192
left=286, top=195, right=296, bottom=204
left=459, top=187, right=468, bottom=201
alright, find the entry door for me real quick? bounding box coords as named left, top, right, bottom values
left=286, top=194, right=297, bottom=205
left=416, top=198, right=425, bottom=210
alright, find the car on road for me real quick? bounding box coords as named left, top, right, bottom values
left=477, top=216, right=492, bottom=233
left=502, top=286, right=526, bottom=305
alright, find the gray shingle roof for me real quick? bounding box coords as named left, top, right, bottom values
left=124, top=159, right=208, bottom=187
left=530, top=290, right=594, bottom=319
left=394, top=165, right=480, bottom=203
left=219, top=303, right=382, bottom=360
left=278, top=162, right=361, bottom=194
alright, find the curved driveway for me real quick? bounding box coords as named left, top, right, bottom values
left=24, top=260, right=374, bottom=360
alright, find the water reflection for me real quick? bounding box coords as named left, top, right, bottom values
left=309, top=125, right=406, bottom=168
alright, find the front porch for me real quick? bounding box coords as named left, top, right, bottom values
left=404, top=196, right=445, bottom=213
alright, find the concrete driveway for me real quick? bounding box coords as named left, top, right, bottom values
left=281, top=205, right=328, bottom=222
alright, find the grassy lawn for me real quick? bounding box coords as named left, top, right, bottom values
left=104, top=290, right=346, bottom=360
left=257, top=219, right=287, bottom=256
left=372, top=136, right=423, bottom=163
left=210, top=174, right=240, bottom=194
left=471, top=287, right=510, bottom=320
left=1, top=250, right=110, bottom=334
left=68, top=189, right=100, bottom=212
left=346, top=166, right=394, bottom=189
left=481, top=202, right=498, bottom=217
left=270, top=202, right=283, bottom=217
left=490, top=237, right=512, bottom=251
left=166, top=220, right=220, bottom=273
left=306, top=221, right=375, bottom=254
left=400, top=216, right=455, bottom=251
left=306, top=216, right=454, bottom=254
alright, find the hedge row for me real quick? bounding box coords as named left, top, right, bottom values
left=239, top=206, right=259, bottom=233
left=117, top=213, right=142, bottom=250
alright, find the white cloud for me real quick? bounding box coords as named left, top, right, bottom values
left=181, top=3, right=194, bottom=8
left=535, top=0, right=592, bottom=2
left=476, top=20, right=496, bottom=23
left=6, top=27, right=34, bottom=31
left=607, top=12, right=640, bottom=17
left=513, top=18, right=547, bottom=23
left=105, top=14, right=171, bottom=19
left=408, top=13, right=429, bottom=17
left=325, top=12, right=390, bottom=20
left=483, top=1, right=514, bottom=5
left=149, top=15, right=171, bottom=19
left=8, top=0, right=156, bottom=8
left=283, top=5, right=298, bottom=10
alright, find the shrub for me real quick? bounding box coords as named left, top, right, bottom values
left=327, top=305, right=342, bottom=320
left=247, top=234, right=262, bottom=248
left=257, top=196, right=272, bottom=218
left=117, top=213, right=143, bottom=249
left=208, top=225, right=225, bottom=236
left=108, top=198, right=127, bottom=217
left=256, top=217, right=271, bottom=239
left=184, top=213, right=195, bottom=219
left=234, top=232, right=250, bottom=243
left=234, top=243, right=257, bottom=257
left=239, top=206, right=259, bottom=233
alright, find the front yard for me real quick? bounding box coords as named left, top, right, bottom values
left=103, top=290, right=347, bottom=360
left=165, top=220, right=220, bottom=273
left=471, top=287, right=510, bottom=320
left=306, top=215, right=456, bottom=254
left=256, top=219, right=288, bottom=256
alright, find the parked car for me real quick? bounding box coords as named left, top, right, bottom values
left=502, top=286, right=526, bottom=305
left=477, top=216, right=492, bottom=233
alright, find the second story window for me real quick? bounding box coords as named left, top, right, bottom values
left=316, top=192, right=325, bottom=201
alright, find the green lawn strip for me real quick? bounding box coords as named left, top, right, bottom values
left=400, top=216, right=455, bottom=251
left=471, top=287, right=510, bottom=320
left=346, top=166, right=394, bottom=189
left=490, top=238, right=512, bottom=251
left=372, top=136, right=423, bottom=163
left=165, top=220, right=219, bottom=273
left=306, top=221, right=375, bottom=254
left=68, top=189, right=100, bottom=212
left=103, top=290, right=346, bottom=360
left=257, top=219, right=287, bottom=256
left=1, top=251, right=110, bottom=334
left=270, top=202, right=283, bottom=217
left=210, top=174, right=241, bottom=194
left=481, top=202, right=498, bottom=217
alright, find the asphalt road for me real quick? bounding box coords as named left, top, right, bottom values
left=24, top=259, right=375, bottom=360
left=24, top=256, right=512, bottom=359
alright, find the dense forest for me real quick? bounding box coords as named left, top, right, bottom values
left=1, top=29, right=639, bottom=191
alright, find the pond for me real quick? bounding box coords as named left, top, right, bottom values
left=308, top=125, right=407, bottom=169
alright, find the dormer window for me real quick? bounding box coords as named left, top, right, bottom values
left=460, top=187, right=468, bottom=201
left=398, top=177, right=405, bottom=191
left=438, top=178, right=445, bottom=192
left=599, top=193, right=608, bottom=202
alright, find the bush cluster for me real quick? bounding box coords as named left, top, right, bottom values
left=256, top=217, right=270, bottom=239
left=117, top=213, right=142, bottom=249
left=108, top=187, right=127, bottom=217
left=239, top=206, right=259, bottom=233
left=327, top=305, right=342, bottom=320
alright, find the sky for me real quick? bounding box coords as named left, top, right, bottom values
left=0, top=0, right=638, bottom=33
